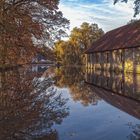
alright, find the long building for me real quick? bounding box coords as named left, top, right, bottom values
left=85, top=21, right=140, bottom=73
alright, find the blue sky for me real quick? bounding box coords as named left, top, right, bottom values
left=59, top=0, right=140, bottom=32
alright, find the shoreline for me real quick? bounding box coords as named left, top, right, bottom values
left=0, top=63, right=54, bottom=72
left=0, top=64, right=23, bottom=72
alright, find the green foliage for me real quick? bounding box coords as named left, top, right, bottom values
left=54, top=22, right=104, bottom=65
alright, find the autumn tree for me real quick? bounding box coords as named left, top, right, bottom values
left=54, top=22, right=104, bottom=65
left=54, top=40, right=66, bottom=63
left=36, top=46, right=55, bottom=62
left=0, top=0, right=69, bottom=67
left=70, top=22, right=104, bottom=51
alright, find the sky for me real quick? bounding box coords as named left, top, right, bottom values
left=59, top=0, right=140, bottom=32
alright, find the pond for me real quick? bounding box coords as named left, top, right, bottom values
left=0, top=65, right=140, bottom=140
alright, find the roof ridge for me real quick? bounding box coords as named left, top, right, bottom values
left=106, top=20, right=140, bottom=34
left=85, top=21, right=140, bottom=53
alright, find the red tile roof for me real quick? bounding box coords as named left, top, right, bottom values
left=85, top=21, right=140, bottom=53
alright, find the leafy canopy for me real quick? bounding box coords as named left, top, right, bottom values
left=54, top=22, right=104, bottom=65
left=0, top=0, right=69, bottom=65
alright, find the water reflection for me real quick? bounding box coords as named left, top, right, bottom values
left=0, top=65, right=140, bottom=140
left=85, top=69, right=140, bottom=140
left=85, top=69, right=140, bottom=101
left=55, top=67, right=140, bottom=119
left=85, top=69, right=140, bottom=116
left=55, top=67, right=140, bottom=140
left=54, top=67, right=100, bottom=106
left=128, top=124, right=140, bottom=140
left=90, top=85, right=140, bottom=118
left=0, top=65, right=69, bottom=140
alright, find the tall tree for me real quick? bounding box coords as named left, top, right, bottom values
left=0, top=0, right=69, bottom=66
left=70, top=22, right=104, bottom=51
left=54, top=22, right=104, bottom=65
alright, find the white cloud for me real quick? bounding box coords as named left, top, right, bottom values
left=59, top=0, right=140, bottom=32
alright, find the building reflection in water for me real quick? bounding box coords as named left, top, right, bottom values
left=55, top=66, right=140, bottom=119
left=85, top=69, right=140, bottom=140
left=0, top=65, right=69, bottom=140
left=84, top=68, right=140, bottom=120
left=55, top=67, right=140, bottom=140
left=0, top=65, right=140, bottom=140
left=85, top=69, right=140, bottom=101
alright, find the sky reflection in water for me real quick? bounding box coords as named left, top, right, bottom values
left=0, top=65, right=140, bottom=140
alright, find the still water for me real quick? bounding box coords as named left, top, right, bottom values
left=0, top=65, right=140, bottom=140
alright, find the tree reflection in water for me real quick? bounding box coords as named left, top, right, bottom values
left=52, top=66, right=140, bottom=140
left=54, top=67, right=100, bottom=106
left=127, top=124, right=140, bottom=140
left=0, top=66, right=140, bottom=140
left=0, top=66, right=69, bottom=140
